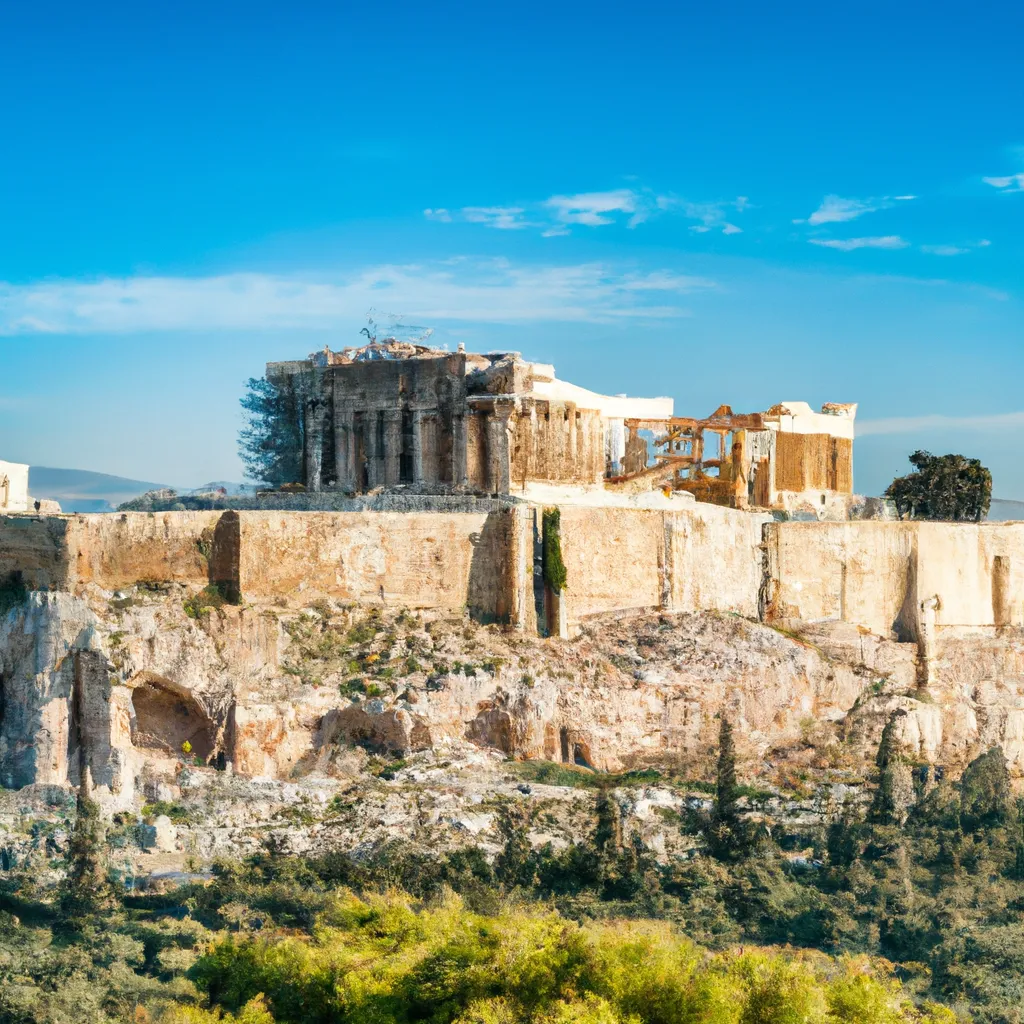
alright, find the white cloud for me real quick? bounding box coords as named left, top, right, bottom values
left=805, top=193, right=915, bottom=225
left=920, top=244, right=968, bottom=256
left=545, top=189, right=640, bottom=227
left=807, top=195, right=880, bottom=225
left=427, top=186, right=749, bottom=236
left=983, top=173, right=1024, bottom=192
left=0, top=260, right=717, bottom=334
left=670, top=198, right=747, bottom=234
left=461, top=206, right=528, bottom=230
left=809, top=236, right=909, bottom=251
left=858, top=411, right=1024, bottom=436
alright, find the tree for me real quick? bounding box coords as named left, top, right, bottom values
left=826, top=795, right=863, bottom=869
left=238, top=376, right=305, bottom=487
left=716, top=716, right=740, bottom=826
left=57, top=793, right=115, bottom=929
left=960, top=746, right=1013, bottom=833
left=705, top=716, right=754, bottom=860
left=885, top=450, right=992, bottom=522
left=870, top=711, right=915, bottom=827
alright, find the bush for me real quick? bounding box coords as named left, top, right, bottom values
left=542, top=508, right=568, bottom=592
left=187, top=892, right=941, bottom=1024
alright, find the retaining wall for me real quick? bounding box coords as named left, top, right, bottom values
left=763, top=520, right=1024, bottom=639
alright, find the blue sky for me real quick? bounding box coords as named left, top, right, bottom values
left=2, top=0, right=1023, bottom=496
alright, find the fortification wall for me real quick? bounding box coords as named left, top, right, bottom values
left=0, top=512, right=221, bottom=593
left=234, top=510, right=521, bottom=622
left=0, top=515, right=71, bottom=590
left=10, top=508, right=1024, bottom=644
left=668, top=504, right=769, bottom=618
left=65, top=512, right=222, bottom=591
left=556, top=503, right=770, bottom=629
left=557, top=507, right=664, bottom=624
left=764, top=520, right=1024, bottom=638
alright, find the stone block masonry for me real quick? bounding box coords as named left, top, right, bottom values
left=5, top=508, right=1024, bottom=642
left=763, top=520, right=1024, bottom=641
left=0, top=502, right=767, bottom=633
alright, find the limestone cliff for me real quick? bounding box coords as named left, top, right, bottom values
left=4, top=578, right=1024, bottom=821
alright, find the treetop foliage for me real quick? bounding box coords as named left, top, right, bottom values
left=885, top=450, right=992, bottom=522
left=238, top=376, right=305, bottom=488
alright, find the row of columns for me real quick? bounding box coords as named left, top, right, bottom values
left=303, top=396, right=519, bottom=496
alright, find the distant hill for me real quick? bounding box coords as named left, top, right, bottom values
left=987, top=498, right=1024, bottom=522
left=29, top=467, right=170, bottom=513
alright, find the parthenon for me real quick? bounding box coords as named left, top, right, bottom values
left=266, top=340, right=857, bottom=516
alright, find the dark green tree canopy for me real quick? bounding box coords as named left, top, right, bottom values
left=885, top=449, right=992, bottom=522
left=238, top=376, right=305, bottom=487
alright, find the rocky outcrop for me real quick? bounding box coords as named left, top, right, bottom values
left=4, top=578, right=1024, bottom=821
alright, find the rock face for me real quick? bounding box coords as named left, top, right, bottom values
left=4, top=575, right=1024, bottom=821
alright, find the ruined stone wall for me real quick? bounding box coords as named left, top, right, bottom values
left=764, top=521, right=1024, bottom=639
left=0, top=461, right=30, bottom=512
left=509, top=402, right=605, bottom=488
left=555, top=503, right=770, bottom=630
left=773, top=433, right=853, bottom=495
left=234, top=510, right=520, bottom=621
left=0, top=515, right=71, bottom=590
left=65, top=512, right=222, bottom=591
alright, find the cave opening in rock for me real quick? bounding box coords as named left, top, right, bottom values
left=573, top=743, right=594, bottom=769
left=131, top=678, right=217, bottom=762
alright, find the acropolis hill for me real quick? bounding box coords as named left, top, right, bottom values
left=2, top=340, right=1024, bottom=854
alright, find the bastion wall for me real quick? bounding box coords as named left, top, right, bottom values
left=763, top=520, right=1024, bottom=640
left=3, top=508, right=1024, bottom=640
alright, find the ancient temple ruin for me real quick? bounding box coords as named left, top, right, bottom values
left=267, top=341, right=857, bottom=516
left=0, top=461, right=31, bottom=513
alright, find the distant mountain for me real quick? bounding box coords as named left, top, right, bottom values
left=29, top=467, right=170, bottom=513
left=987, top=499, right=1024, bottom=522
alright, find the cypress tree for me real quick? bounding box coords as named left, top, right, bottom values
left=716, top=716, right=740, bottom=826
left=870, top=712, right=915, bottom=827
left=706, top=715, right=751, bottom=860
left=57, top=793, right=114, bottom=929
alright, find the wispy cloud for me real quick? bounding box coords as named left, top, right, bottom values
left=461, top=207, right=529, bottom=230
left=802, top=193, right=915, bottom=225
left=859, top=410, right=1024, bottom=436
left=920, top=244, right=968, bottom=256
left=807, top=196, right=879, bottom=225
left=0, top=261, right=718, bottom=334
left=919, top=238, right=990, bottom=256
left=983, top=173, right=1024, bottom=193
left=667, top=198, right=746, bottom=235
left=545, top=190, right=642, bottom=227
left=810, top=236, right=909, bottom=251
left=425, top=186, right=749, bottom=236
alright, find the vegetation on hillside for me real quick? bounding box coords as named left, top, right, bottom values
left=2, top=718, right=1024, bottom=1023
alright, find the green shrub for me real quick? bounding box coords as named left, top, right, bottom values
left=183, top=584, right=229, bottom=618
left=542, top=508, right=568, bottom=592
